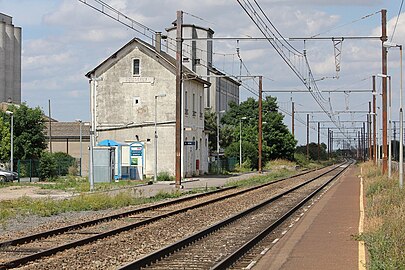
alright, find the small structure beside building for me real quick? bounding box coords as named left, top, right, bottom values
left=86, top=37, right=210, bottom=178
left=44, top=121, right=90, bottom=176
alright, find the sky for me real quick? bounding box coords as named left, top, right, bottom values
left=1, top=0, right=404, bottom=146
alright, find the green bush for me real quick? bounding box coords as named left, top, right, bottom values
left=294, top=153, right=309, bottom=167
left=53, top=152, right=76, bottom=176
left=157, top=171, right=174, bottom=181
left=38, top=152, right=57, bottom=180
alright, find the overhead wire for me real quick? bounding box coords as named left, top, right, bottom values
left=391, top=0, right=404, bottom=42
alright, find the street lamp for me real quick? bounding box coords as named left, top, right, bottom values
left=5, top=111, right=13, bottom=172
left=377, top=74, right=392, bottom=178
left=76, top=119, right=83, bottom=176
left=154, top=93, right=166, bottom=182
left=383, top=41, right=403, bottom=188
left=216, top=110, right=225, bottom=173
left=239, top=117, right=247, bottom=167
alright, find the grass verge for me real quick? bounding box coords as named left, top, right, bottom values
left=0, top=176, right=148, bottom=193
left=361, top=161, right=405, bottom=269
left=0, top=188, right=203, bottom=227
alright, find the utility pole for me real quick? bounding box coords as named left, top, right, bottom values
left=292, top=101, right=295, bottom=138
left=48, top=99, right=52, bottom=153
left=328, top=128, right=330, bottom=159
left=373, top=75, right=377, bottom=164
left=318, top=122, right=321, bottom=162
left=363, top=122, right=366, bottom=161
left=381, top=9, right=388, bottom=173
left=175, top=10, right=183, bottom=188
left=258, top=76, right=263, bottom=173
left=307, top=114, right=310, bottom=159
left=369, top=101, right=372, bottom=160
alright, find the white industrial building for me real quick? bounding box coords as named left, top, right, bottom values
left=166, top=24, right=240, bottom=113
left=0, top=13, right=21, bottom=104
left=86, top=37, right=210, bottom=178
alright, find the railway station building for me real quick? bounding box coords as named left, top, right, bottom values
left=86, top=37, right=210, bottom=178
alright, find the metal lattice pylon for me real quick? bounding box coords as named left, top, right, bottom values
left=333, top=38, right=344, bottom=78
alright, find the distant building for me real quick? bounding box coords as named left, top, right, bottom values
left=86, top=37, right=210, bottom=177
left=0, top=13, right=21, bottom=104
left=44, top=121, right=90, bottom=176
left=166, top=24, right=240, bottom=113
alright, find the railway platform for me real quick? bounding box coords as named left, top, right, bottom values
left=253, top=165, right=364, bottom=270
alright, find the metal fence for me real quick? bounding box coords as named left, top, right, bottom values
left=208, top=157, right=238, bottom=174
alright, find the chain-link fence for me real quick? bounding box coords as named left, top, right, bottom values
left=208, top=157, right=238, bottom=174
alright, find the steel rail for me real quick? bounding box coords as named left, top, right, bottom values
left=0, top=168, right=319, bottom=249
left=118, top=161, right=349, bottom=270
left=0, top=167, right=324, bottom=269
left=212, top=161, right=352, bottom=269
left=0, top=186, right=236, bottom=248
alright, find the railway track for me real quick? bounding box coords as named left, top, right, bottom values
left=119, top=161, right=352, bottom=270
left=0, top=167, right=325, bottom=269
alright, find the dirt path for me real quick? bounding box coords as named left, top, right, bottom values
left=0, top=186, right=74, bottom=201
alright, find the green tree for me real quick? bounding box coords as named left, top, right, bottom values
left=1, top=104, right=47, bottom=161
left=220, top=97, right=297, bottom=169
left=0, top=115, right=11, bottom=161
left=296, top=142, right=328, bottom=161
left=204, top=109, right=217, bottom=154
left=38, top=152, right=57, bottom=180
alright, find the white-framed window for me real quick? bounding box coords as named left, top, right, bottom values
left=132, top=58, right=140, bottom=76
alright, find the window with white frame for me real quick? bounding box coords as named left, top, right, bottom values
left=132, top=58, right=140, bottom=76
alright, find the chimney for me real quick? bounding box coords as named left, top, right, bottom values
left=155, top=32, right=162, bottom=53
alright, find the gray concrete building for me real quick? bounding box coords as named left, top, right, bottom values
left=0, top=13, right=21, bottom=104
left=166, top=24, right=240, bottom=113
left=86, top=37, right=210, bottom=178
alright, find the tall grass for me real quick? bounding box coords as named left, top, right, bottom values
left=361, top=161, right=405, bottom=269
left=0, top=189, right=191, bottom=226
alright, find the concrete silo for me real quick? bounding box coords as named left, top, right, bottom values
left=0, top=13, right=21, bottom=104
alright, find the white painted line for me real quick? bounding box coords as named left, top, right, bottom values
left=300, top=213, right=304, bottom=216
left=295, top=218, right=300, bottom=222
left=289, top=224, right=294, bottom=228
left=272, top=238, right=279, bottom=244
left=359, top=176, right=366, bottom=270
left=245, top=261, right=257, bottom=269
left=260, top=247, right=270, bottom=254
left=282, top=230, right=288, bottom=235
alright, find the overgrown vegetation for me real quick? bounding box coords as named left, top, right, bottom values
left=38, top=152, right=76, bottom=180
left=361, top=161, right=405, bottom=269
left=0, top=188, right=193, bottom=226
left=226, top=160, right=298, bottom=188
left=157, top=171, right=174, bottom=181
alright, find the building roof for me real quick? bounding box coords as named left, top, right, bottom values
left=85, top=37, right=210, bottom=86
left=44, top=121, right=90, bottom=137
